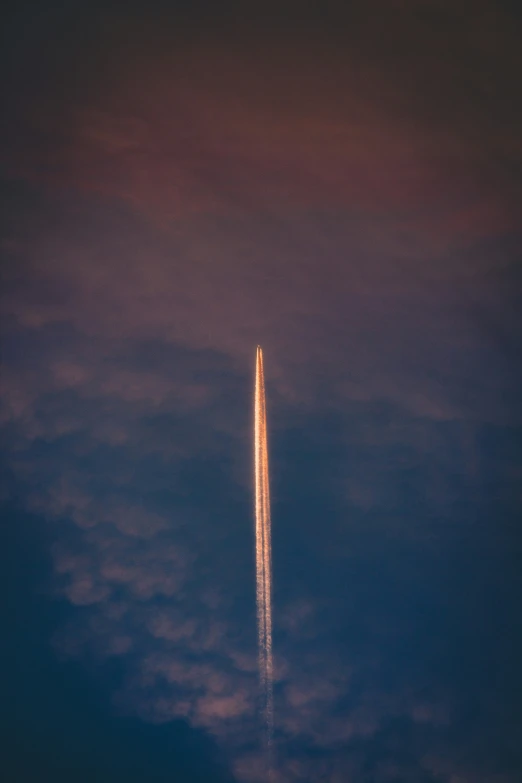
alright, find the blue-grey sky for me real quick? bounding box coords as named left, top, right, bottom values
left=2, top=2, right=521, bottom=781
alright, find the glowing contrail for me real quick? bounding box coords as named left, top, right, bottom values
left=254, top=345, right=274, bottom=771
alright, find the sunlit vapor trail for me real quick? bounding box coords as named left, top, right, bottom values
left=254, top=346, right=274, bottom=773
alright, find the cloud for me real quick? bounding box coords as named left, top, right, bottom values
left=4, top=2, right=521, bottom=228
left=6, top=380, right=473, bottom=781
left=3, top=331, right=521, bottom=783
left=2, top=189, right=520, bottom=781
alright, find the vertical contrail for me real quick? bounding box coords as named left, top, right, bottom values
left=254, top=346, right=274, bottom=773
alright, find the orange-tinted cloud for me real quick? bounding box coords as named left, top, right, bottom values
left=4, top=1, right=520, bottom=235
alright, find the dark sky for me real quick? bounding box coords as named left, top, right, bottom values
left=1, top=2, right=522, bottom=781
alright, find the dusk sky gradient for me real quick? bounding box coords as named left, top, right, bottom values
left=1, top=2, right=522, bottom=781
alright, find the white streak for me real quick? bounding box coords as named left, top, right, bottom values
left=254, top=346, right=274, bottom=774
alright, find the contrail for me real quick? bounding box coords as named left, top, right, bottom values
left=254, top=346, right=274, bottom=773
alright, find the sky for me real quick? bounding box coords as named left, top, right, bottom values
left=1, top=1, right=522, bottom=781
